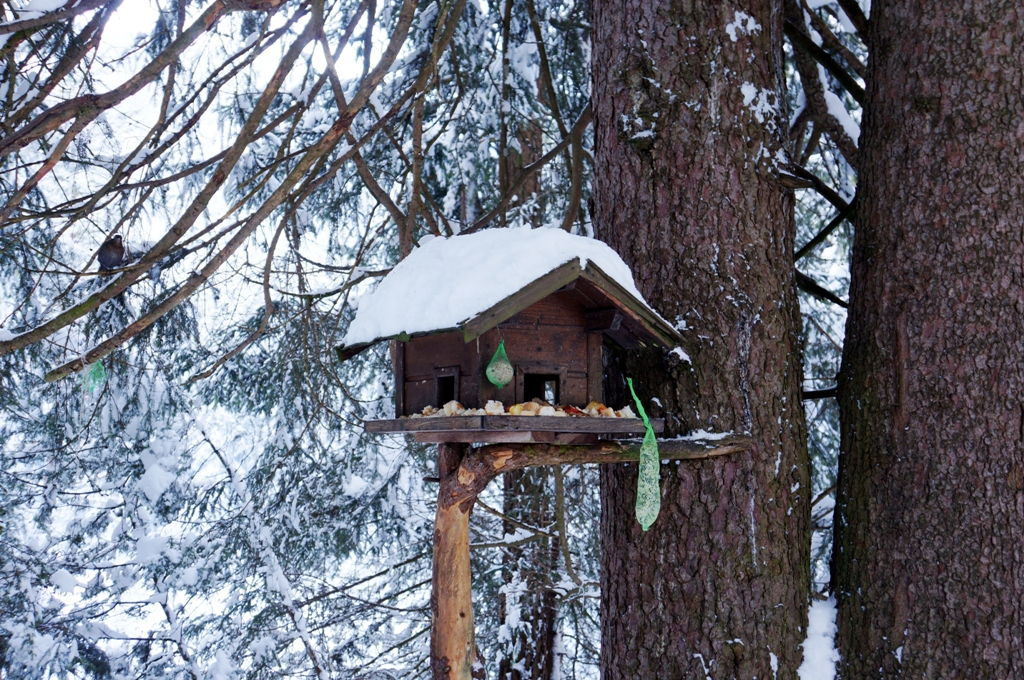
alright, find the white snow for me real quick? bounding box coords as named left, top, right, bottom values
left=0, top=329, right=15, bottom=341
left=824, top=90, right=860, bottom=144
left=798, top=598, right=840, bottom=679
left=342, top=227, right=659, bottom=347
left=790, top=90, right=807, bottom=127
left=818, top=66, right=860, bottom=145
left=834, top=7, right=858, bottom=33
left=208, top=650, right=237, bottom=679
left=179, top=567, right=199, bottom=586
left=21, top=0, right=68, bottom=11
left=342, top=474, right=370, bottom=497
left=680, top=429, right=734, bottom=441
left=725, top=11, right=761, bottom=42
left=49, top=569, right=80, bottom=593
left=510, top=41, right=540, bottom=94
left=138, top=450, right=176, bottom=502
left=136, top=534, right=171, bottom=564
left=740, top=82, right=780, bottom=130
left=670, top=346, right=692, bottom=364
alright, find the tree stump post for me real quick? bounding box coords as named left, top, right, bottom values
left=431, top=442, right=481, bottom=680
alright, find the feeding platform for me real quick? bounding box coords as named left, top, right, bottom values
left=365, top=414, right=664, bottom=444
left=335, top=228, right=682, bottom=443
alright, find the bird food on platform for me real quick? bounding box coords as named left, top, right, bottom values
left=405, top=398, right=637, bottom=419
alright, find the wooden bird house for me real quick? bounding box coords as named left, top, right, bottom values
left=336, top=228, right=682, bottom=444
left=333, top=228, right=749, bottom=679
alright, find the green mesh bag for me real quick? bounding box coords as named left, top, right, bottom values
left=81, top=361, right=107, bottom=393
left=628, top=378, right=661, bottom=531
left=486, top=339, right=514, bottom=388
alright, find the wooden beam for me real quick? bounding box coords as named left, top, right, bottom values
left=392, top=340, right=405, bottom=416
left=365, top=416, right=486, bottom=432
left=604, top=324, right=641, bottom=350
left=335, top=342, right=372, bottom=362
left=586, top=332, right=603, bottom=403
left=577, top=264, right=683, bottom=348
left=484, top=415, right=658, bottom=433
left=415, top=431, right=599, bottom=444
left=439, top=434, right=753, bottom=507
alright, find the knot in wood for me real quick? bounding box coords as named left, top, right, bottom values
left=491, top=452, right=514, bottom=470
left=457, top=467, right=476, bottom=485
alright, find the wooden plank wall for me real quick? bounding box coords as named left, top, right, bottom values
left=399, top=292, right=602, bottom=415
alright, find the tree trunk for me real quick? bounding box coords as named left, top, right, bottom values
left=432, top=443, right=483, bottom=680
left=833, top=2, right=1024, bottom=676
left=592, top=0, right=810, bottom=677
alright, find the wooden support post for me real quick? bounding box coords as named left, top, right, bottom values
left=431, top=443, right=483, bottom=680
left=427, top=434, right=752, bottom=679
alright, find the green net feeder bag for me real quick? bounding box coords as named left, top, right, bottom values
left=485, top=339, right=514, bottom=388
left=628, top=378, right=661, bottom=531
left=81, top=361, right=107, bottom=393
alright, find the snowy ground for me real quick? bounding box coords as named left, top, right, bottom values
left=798, top=598, right=840, bottom=679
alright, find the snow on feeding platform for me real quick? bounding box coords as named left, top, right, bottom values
left=342, top=227, right=664, bottom=348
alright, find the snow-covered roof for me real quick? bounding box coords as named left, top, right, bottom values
left=340, top=227, right=676, bottom=351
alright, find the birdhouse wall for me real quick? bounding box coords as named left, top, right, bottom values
left=395, top=291, right=604, bottom=416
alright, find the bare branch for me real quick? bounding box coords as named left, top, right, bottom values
left=796, top=270, right=848, bottom=308
left=800, top=0, right=866, bottom=79
left=784, top=19, right=864, bottom=105
left=787, top=164, right=850, bottom=212
left=183, top=211, right=288, bottom=383
left=474, top=498, right=558, bottom=539
left=553, top=466, right=582, bottom=586
left=0, top=0, right=237, bottom=158
left=783, top=0, right=860, bottom=170
left=1, top=11, right=320, bottom=358
left=795, top=196, right=856, bottom=260
left=40, top=0, right=422, bottom=380
left=834, top=0, right=869, bottom=43
left=463, top=103, right=593, bottom=235
left=1, top=0, right=121, bottom=134
left=0, top=0, right=113, bottom=36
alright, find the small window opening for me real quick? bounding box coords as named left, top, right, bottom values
left=524, top=373, right=560, bottom=404
left=436, top=375, right=457, bottom=405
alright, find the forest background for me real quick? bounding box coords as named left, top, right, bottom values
left=1, top=0, right=985, bottom=677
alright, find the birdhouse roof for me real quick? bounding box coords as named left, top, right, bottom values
left=336, top=227, right=682, bottom=360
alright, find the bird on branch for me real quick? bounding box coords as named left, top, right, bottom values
left=96, top=235, right=125, bottom=272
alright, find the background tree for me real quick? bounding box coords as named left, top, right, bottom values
left=0, top=0, right=874, bottom=675
left=782, top=0, right=866, bottom=595
left=0, top=0, right=597, bottom=676
left=833, top=0, right=1024, bottom=675
left=591, top=0, right=811, bottom=677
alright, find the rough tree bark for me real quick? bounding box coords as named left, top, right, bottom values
left=592, top=0, right=810, bottom=676
left=834, top=2, right=1024, bottom=676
